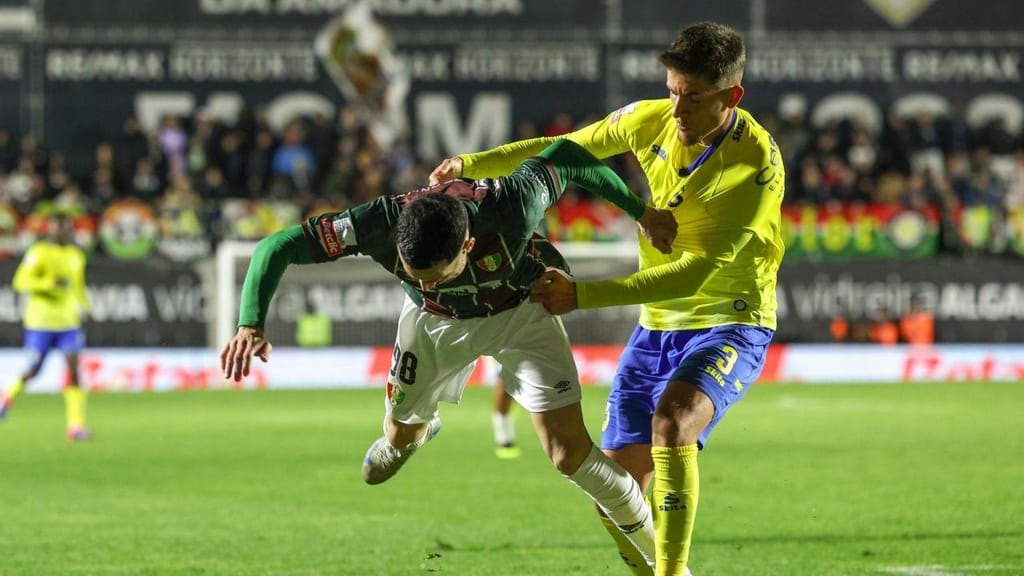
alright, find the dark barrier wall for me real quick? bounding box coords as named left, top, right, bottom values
left=0, top=259, right=206, bottom=347
left=776, top=258, right=1024, bottom=343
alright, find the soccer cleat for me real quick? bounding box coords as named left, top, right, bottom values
left=362, top=417, right=440, bottom=485
left=65, top=427, right=93, bottom=442
left=494, top=442, right=521, bottom=460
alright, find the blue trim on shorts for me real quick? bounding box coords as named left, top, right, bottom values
left=600, top=324, right=773, bottom=451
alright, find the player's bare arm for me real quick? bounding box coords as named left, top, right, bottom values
left=220, top=325, right=273, bottom=382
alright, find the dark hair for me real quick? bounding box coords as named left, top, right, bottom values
left=396, top=193, right=468, bottom=269
left=658, top=22, right=745, bottom=86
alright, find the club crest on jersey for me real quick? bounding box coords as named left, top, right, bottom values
left=475, top=253, right=503, bottom=272
left=387, top=382, right=405, bottom=406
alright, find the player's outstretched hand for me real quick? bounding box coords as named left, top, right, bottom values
left=637, top=206, right=677, bottom=254
left=428, top=156, right=464, bottom=185
left=220, top=326, right=273, bottom=382
left=529, top=269, right=578, bottom=315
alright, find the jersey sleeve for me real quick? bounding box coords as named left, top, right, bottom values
left=536, top=139, right=646, bottom=220
left=562, top=102, right=642, bottom=159
left=461, top=137, right=561, bottom=179
left=301, top=199, right=398, bottom=264
left=460, top=101, right=650, bottom=179
left=237, top=225, right=317, bottom=328
left=12, top=245, right=56, bottom=294
left=493, top=158, right=563, bottom=228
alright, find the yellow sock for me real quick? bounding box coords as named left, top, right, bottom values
left=64, top=386, right=87, bottom=429
left=5, top=376, right=25, bottom=402
left=652, top=445, right=699, bottom=576
left=600, top=514, right=654, bottom=576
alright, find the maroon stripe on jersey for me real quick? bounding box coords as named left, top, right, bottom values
left=393, top=179, right=492, bottom=205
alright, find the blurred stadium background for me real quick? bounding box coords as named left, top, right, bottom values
left=1, top=1, right=1023, bottom=575
left=2, top=0, right=1022, bottom=389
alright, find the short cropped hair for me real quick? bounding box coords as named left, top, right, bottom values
left=396, top=193, right=469, bottom=269
left=658, top=22, right=746, bottom=86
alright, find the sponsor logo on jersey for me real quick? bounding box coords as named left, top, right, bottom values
left=732, top=117, right=747, bottom=142
left=319, top=218, right=343, bottom=256
left=386, top=381, right=405, bottom=406
left=609, top=102, right=637, bottom=124
left=475, top=253, right=503, bottom=272
left=651, top=144, right=668, bottom=161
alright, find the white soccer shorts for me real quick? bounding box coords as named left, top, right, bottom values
left=383, top=296, right=582, bottom=424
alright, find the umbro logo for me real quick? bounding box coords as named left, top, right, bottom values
left=659, top=492, right=684, bottom=512
left=554, top=380, right=572, bottom=394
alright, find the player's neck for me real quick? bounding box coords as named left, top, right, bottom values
left=698, top=110, right=735, bottom=147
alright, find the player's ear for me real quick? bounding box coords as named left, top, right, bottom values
left=463, top=237, right=476, bottom=253
left=727, top=85, right=745, bottom=108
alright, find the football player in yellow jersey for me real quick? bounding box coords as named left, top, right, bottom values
left=1, top=214, right=93, bottom=441
left=430, top=22, right=784, bottom=576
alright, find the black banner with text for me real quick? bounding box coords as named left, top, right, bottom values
left=0, top=259, right=206, bottom=347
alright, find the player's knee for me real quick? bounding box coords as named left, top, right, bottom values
left=651, top=410, right=703, bottom=446
left=547, top=440, right=590, bottom=475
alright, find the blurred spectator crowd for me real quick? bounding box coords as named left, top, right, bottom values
left=1, top=101, right=1023, bottom=257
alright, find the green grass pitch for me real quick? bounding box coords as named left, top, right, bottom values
left=1, top=383, right=1022, bottom=575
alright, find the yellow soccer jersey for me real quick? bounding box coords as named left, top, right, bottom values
left=12, top=241, right=91, bottom=330
left=461, top=100, right=785, bottom=331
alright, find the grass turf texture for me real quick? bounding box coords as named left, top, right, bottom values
left=1, top=383, right=1022, bottom=576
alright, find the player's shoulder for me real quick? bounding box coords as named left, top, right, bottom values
left=730, top=109, right=778, bottom=155
left=22, top=240, right=52, bottom=258
left=607, top=99, right=672, bottom=128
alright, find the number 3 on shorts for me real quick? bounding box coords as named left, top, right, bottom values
left=715, top=345, right=738, bottom=375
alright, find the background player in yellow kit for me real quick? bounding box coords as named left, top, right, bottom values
left=430, top=22, right=784, bottom=576
left=1, top=213, right=93, bottom=441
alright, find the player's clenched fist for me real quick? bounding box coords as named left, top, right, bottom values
left=428, top=156, right=464, bottom=185
left=220, top=326, right=273, bottom=382
left=529, top=269, right=578, bottom=315
left=637, top=206, right=678, bottom=255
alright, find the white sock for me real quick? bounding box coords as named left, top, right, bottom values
left=492, top=411, right=515, bottom=446
left=566, top=445, right=655, bottom=569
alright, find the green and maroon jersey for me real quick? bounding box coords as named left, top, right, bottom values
left=301, top=157, right=568, bottom=319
